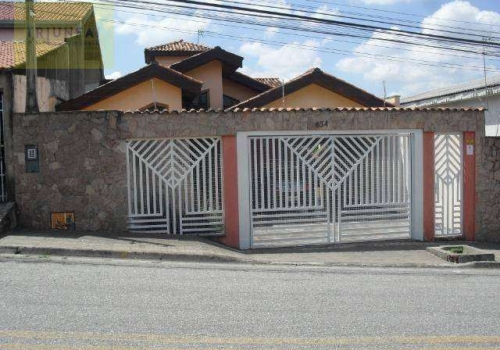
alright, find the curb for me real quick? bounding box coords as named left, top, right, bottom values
left=0, top=246, right=250, bottom=264
left=1, top=246, right=499, bottom=269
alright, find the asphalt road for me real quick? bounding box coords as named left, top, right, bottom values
left=1, top=257, right=500, bottom=349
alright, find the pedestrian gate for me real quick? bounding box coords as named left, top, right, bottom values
left=434, top=133, right=463, bottom=236
left=247, top=133, right=412, bottom=247
left=126, top=138, right=224, bottom=235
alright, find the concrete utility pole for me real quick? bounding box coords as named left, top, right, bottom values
left=25, top=0, right=39, bottom=113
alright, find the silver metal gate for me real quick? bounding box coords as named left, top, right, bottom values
left=126, top=137, right=224, bottom=235
left=434, top=133, right=463, bottom=236
left=248, top=133, right=412, bottom=247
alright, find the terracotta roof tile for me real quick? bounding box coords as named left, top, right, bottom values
left=146, top=40, right=211, bottom=53
left=231, top=68, right=389, bottom=109
left=57, top=63, right=203, bottom=111
left=0, top=2, right=92, bottom=22
left=255, top=77, right=282, bottom=88
left=0, top=41, right=65, bottom=69
left=122, top=106, right=485, bottom=114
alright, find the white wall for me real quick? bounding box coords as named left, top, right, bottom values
left=13, top=75, right=68, bottom=113
left=430, top=95, right=500, bottom=136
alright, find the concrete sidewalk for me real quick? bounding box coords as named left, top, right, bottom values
left=1, top=230, right=499, bottom=268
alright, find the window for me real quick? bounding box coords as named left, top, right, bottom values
left=193, top=90, right=210, bottom=110
left=223, top=95, right=240, bottom=109
left=140, top=103, right=169, bottom=112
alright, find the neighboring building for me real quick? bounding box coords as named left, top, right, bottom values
left=58, top=40, right=388, bottom=112
left=0, top=2, right=104, bottom=202
left=401, top=75, right=500, bottom=136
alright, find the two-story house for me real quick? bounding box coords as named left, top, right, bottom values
left=57, top=40, right=388, bottom=112
left=0, top=2, right=104, bottom=202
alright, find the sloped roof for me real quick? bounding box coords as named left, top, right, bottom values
left=145, top=40, right=211, bottom=63
left=0, top=2, right=92, bottom=23
left=56, top=63, right=202, bottom=111
left=402, top=74, right=500, bottom=105
left=226, top=71, right=273, bottom=93
left=170, top=46, right=243, bottom=75
left=231, top=68, right=389, bottom=109
left=146, top=40, right=211, bottom=54
left=255, top=77, right=282, bottom=88
left=0, top=41, right=64, bottom=69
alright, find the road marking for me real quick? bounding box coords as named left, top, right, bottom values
left=1, top=330, right=500, bottom=346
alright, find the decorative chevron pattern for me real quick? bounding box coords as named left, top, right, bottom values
left=128, top=138, right=219, bottom=189
left=127, top=138, right=223, bottom=235
left=435, top=134, right=462, bottom=185
left=434, top=133, right=463, bottom=236
left=249, top=134, right=412, bottom=247
left=281, top=136, right=382, bottom=190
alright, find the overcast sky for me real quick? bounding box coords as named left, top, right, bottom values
left=95, top=0, right=500, bottom=98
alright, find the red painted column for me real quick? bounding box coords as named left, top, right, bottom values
left=220, top=135, right=240, bottom=248
left=423, top=132, right=435, bottom=241
left=463, top=132, right=476, bottom=241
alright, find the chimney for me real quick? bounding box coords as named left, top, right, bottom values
left=385, top=95, right=401, bottom=107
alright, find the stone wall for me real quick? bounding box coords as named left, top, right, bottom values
left=9, top=109, right=487, bottom=235
left=477, top=137, right=500, bottom=242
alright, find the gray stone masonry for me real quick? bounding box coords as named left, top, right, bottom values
left=9, top=109, right=493, bottom=240
left=477, top=137, right=500, bottom=242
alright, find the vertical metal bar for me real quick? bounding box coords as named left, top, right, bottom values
left=215, top=141, right=220, bottom=211
left=371, top=141, right=375, bottom=204
left=252, top=139, right=257, bottom=210
left=294, top=146, right=299, bottom=208
left=337, top=187, right=342, bottom=242
left=266, top=138, right=271, bottom=209
left=392, top=136, right=396, bottom=203
left=278, top=139, right=283, bottom=208
left=272, top=138, right=277, bottom=209
left=178, top=185, right=183, bottom=234
left=364, top=151, right=368, bottom=205
left=376, top=141, right=380, bottom=204
left=259, top=138, right=265, bottom=209
left=146, top=166, right=151, bottom=214
left=202, top=155, right=207, bottom=212
left=381, top=137, right=386, bottom=204
left=208, top=143, right=213, bottom=212
left=126, top=143, right=132, bottom=216
left=284, top=140, right=289, bottom=208
left=302, top=150, right=306, bottom=208
left=183, top=170, right=188, bottom=213
left=133, top=145, right=138, bottom=215
left=290, top=148, right=295, bottom=209
left=196, top=159, right=201, bottom=212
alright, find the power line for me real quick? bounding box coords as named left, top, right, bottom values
left=114, top=0, right=500, bottom=49
left=92, top=0, right=500, bottom=57
left=95, top=17, right=500, bottom=73
left=217, top=0, right=500, bottom=41
left=90, top=2, right=500, bottom=62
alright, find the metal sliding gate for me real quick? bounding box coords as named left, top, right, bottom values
left=248, top=133, right=412, bottom=247
left=434, top=133, right=463, bottom=236
left=126, top=137, right=224, bottom=235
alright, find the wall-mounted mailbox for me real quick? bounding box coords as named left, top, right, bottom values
left=25, top=145, right=39, bottom=173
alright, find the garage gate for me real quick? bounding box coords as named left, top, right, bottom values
left=126, top=137, right=224, bottom=235
left=245, top=133, right=413, bottom=248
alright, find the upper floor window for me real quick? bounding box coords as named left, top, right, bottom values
left=196, top=90, right=210, bottom=110
left=223, top=95, right=240, bottom=109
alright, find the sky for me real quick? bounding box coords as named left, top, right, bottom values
left=94, top=0, right=500, bottom=99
